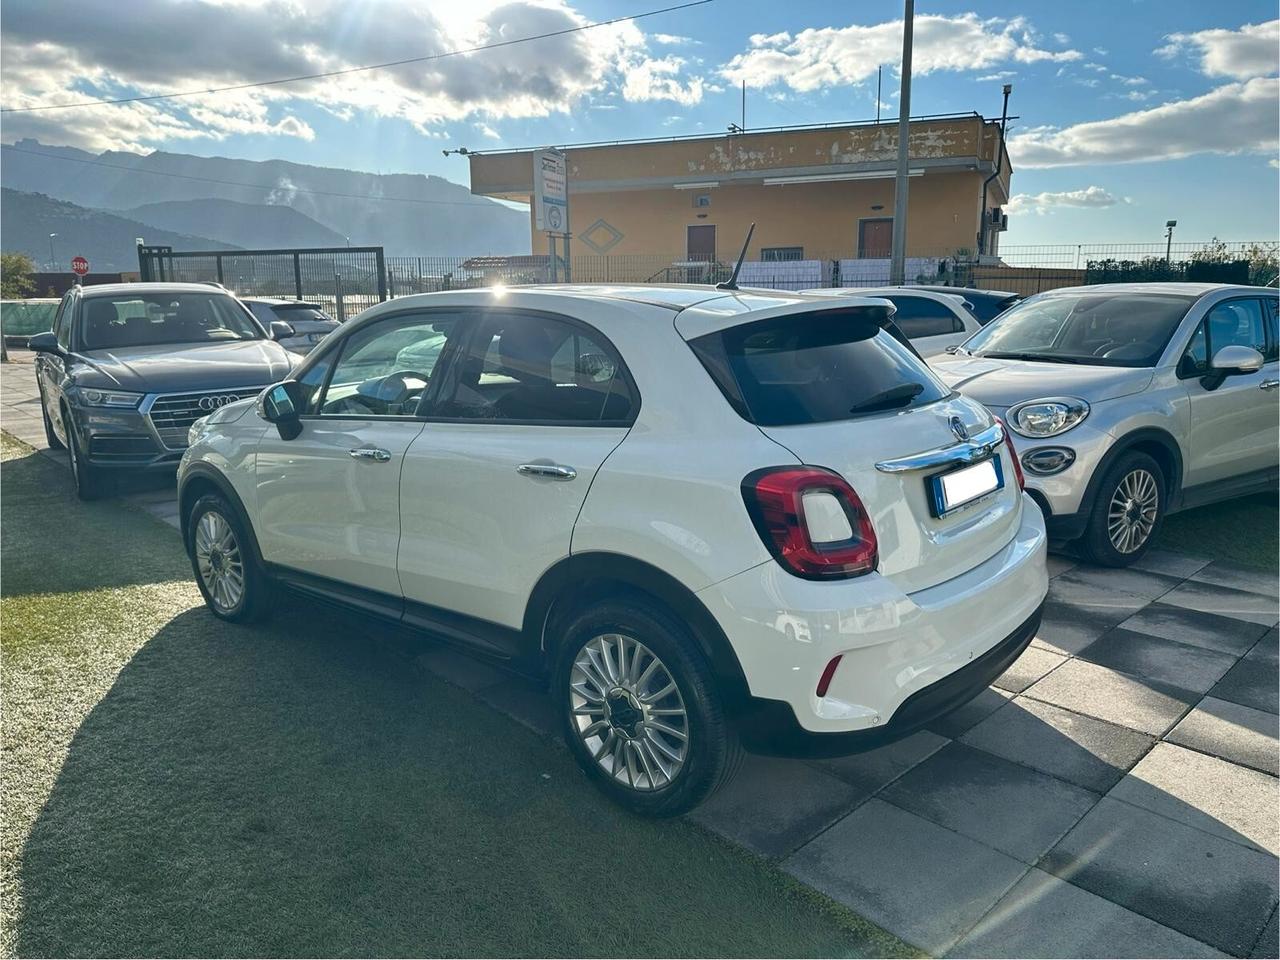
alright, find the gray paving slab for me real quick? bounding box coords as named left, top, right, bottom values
left=880, top=742, right=1098, bottom=863
left=1042, top=797, right=1279, bottom=956
left=1118, top=601, right=1269, bottom=656
left=1167, top=696, right=1279, bottom=777
left=1192, top=561, right=1280, bottom=601
left=1252, top=628, right=1279, bottom=666
left=1032, top=600, right=1122, bottom=656
left=1108, top=741, right=1280, bottom=855
left=474, top=678, right=557, bottom=738
left=1161, top=580, right=1280, bottom=627
left=1252, top=907, right=1279, bottom=959
left=690, top=755, right=866, bottom=858
left=925, top=686, right=1012, bottom=739
left=1046, top=554, right=1077, bottom=578
left=948, top=868, right=1225, bottom=959
left=1078, top=627, right=1239, bottom=694
left=1024, top=657, right=1198, bottom=737
left=1210, top=648, right=1280, bottom=716
left=783, top=798, right=1028, bottom=956
left=992, top=644, right=1066, bottom=694
left=1047, top=577, right=1150, bottom=623
left=1055, top=565, right=1183, bottom=603
left=416, top=644, right=508, bottom=693
left=811, top=728, right=948, bottom=793
left=1131, top=548, right=1213, bottom=579
left=961, top=696, right=1155, bottom=794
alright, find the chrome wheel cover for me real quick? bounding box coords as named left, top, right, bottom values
left=195, top=511, right=245, bottom=613
left=569, top=633, right=688, bottom=791
left=1107, top=468, right=1159, bottom=554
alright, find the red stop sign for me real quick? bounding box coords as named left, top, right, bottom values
left=71, top=256, right=89, bottom=276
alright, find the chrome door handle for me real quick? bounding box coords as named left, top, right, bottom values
left=349, top=447, right=392, bottom=462
left=516, top=463, right=577, bottom=480
left=1260, top=379, right=1280, bottom=391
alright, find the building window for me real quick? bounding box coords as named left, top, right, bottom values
left=692, top=194, right=711, bottom=208
left=761, top=246, right=803, bottom=262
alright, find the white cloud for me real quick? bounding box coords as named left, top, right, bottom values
left=975, top=71, right=1016, bottom=82
left=1053, top=33, right=1071, bottom=45
left=1158, top=19, right=1279, bottom=79
left=721, top=13, right=1080, bottom=93
left=1006, top=185, right=1126, bottom=215
left=1110, top=74, right=1149, bottom=85
left=0, top=0, right=705, bottom=150
left=1010, top=77, right=1280, bottom=167
left=651, top=33, right=697, bottom=45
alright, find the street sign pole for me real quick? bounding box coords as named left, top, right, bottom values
left=890, top=0, right=914, bottom=286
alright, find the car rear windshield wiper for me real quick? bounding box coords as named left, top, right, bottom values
left=850, top=382, right=925, bottom=414
left=978, top=351, right=1082, bottom=364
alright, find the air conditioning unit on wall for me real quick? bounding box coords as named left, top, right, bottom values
left=989, top=207, right=1009, bottom=232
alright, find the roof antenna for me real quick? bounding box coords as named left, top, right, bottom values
left=716, top=222, right=755, bottom=291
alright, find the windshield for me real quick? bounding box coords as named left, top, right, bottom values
left=962, top=291, right=1196, bottom=366
left=80, top=293, right=263, bottom=350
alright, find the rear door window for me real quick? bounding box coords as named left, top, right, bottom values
left=690, top=308, right=950, bottom=426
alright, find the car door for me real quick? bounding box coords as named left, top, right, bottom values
left=397, top=308, right=636, bottom=649
left=1178, top=295, right=1279, bottom=488
left=885, top=295, right=970, bottom=357
left=253, top=310, right=464, bottom=598
left=37, top=292, right=75, bottom=443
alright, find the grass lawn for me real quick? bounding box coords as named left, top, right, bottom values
left=1157, top=493, right=1279, bottom=571
left=0, top=432, right=916, bottom=959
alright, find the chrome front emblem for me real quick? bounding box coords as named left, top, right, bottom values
left=198, top=394, right=236, bottom=411
left=949, top=416, right=970, bottom=442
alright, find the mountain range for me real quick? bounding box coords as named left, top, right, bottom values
left=1, top=139, right=531, bottom=265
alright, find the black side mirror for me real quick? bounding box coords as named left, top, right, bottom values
left=256, top=380, right=304, bottom=440
left=269, top=320, right=296, bottom=341
left=27, top=331, right=61, bottom=355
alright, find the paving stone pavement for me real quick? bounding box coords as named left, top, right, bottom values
left=3, top=350, right=1278, bottom=958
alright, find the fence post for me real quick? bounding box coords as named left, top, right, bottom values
left=215, top=254, right=225, bottom=286
left=388, top=268, right=396, bottom=299
left=375, top=248, right=388, bottom=302
left=335, top=273, right=345, bottom=323
left=548, top=234, right=558, bottom=283
left=292, top=254, right=303, bottom=299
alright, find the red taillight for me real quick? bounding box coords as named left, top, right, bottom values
left=999, top=418, right=1026, bottom=491
left=742, top=467, right=878, bottom=580
left=816, top=655, right=843, bottom=697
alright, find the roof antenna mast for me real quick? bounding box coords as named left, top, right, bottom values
left=716, top=222, right=755, bottom=291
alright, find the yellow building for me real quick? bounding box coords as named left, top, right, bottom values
left=468, top=113, right=1012, bottom=284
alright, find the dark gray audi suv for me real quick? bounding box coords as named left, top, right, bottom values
left=30, top=282, right=296, bottom=499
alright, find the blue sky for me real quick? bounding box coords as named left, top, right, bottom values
left=2, top=0, right=1276, bottom=246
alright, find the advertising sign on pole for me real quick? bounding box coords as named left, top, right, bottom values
left=534, top=149, right=568, bottom=234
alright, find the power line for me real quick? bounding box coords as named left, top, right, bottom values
left=1, top=144, right=511, bottom=208
left=1, top=0, right=715, bottom=114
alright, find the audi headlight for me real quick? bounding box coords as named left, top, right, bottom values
left=1007, top=397, right=1090, bottom=438
left=79, top=388, right=144, bottom=409
left=187, top=415, right=210, bottom=447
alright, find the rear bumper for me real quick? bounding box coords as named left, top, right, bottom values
left=736, top=604, right=1042, bottom=757
left=698, top=494, right=1047, bottom=749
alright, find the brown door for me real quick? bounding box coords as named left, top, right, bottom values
left=687, top=225, right=716, bottom=261
left=858, top=218, right=893, bottom=258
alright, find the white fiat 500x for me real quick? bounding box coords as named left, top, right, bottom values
left=178, top=285, right=1048, bottom=815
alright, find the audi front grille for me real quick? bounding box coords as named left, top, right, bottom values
left=145, top=387, right=266, bottom=449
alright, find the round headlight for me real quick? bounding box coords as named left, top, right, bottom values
left=1008, top=397, right=1090, bottom=438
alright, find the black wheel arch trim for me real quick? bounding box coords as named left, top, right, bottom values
left=1078, top=427, right=1183, bottom=517
left=178, top=463, right=266, bottom=567
left=524, top=552, right=753, bottom=712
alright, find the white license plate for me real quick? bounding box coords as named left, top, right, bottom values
left=929, top=457, right=1003, bottom=516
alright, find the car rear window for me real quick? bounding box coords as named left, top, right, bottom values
left=689, top=308, right=951, bottom=427
left=272, top=304, right=333, bottom=323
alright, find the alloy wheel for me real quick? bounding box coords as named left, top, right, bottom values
left=1106, top=467, right=1159, bottom=554
left=569, top=633, right=688, bottom=791
left=194, top=510, right=246, bottom=613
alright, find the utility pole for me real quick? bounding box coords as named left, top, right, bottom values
left=1165, top=220, right=1177, bottom=264
left=876, top=66, right=882, bottom=123
left=889, top=0, right=914, bottom=285
left=48, top=233, right=58, bottom=271
left=741, top=79, right=746, bottom=131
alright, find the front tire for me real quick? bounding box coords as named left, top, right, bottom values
left=186, top=493, right=272, bottom=622
left=39, top=389, right=64, bottom=450
left=553, top=596, right=743, bottom=817
left=1078, top=451, right=1165, bottom=567
left=64, top=411, right=108, bottom=501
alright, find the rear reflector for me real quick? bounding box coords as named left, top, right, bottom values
left=998, top=419, right=1026, bottom=491
left=816, top=655, right=843, bottom=697
left=742, top=466, right=878, bottom=580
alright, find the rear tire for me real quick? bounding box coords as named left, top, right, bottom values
left=1078, top=451, right=1165, bottom=567
left=186, top=493, right=272, bottom=623
left=552, top=596, right=743, bottom=817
